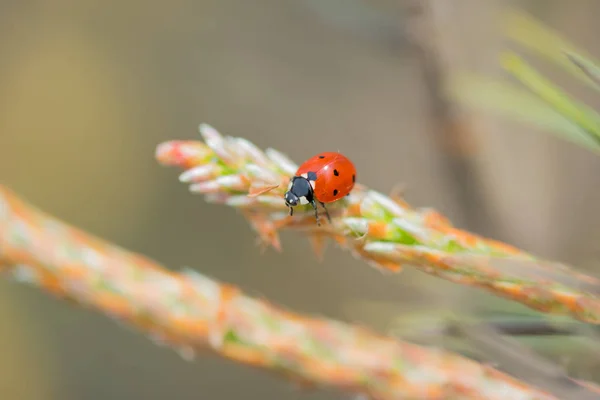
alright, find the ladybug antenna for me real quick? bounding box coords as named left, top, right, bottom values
left=248, top=183, right=279, bottom=197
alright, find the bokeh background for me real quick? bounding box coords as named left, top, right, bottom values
left=2, top=0, right=600, bottom=399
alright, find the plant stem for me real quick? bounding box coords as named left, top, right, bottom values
left=0, top=185, right=574, bottom=400
left=156, top=124, right=600, bottom=324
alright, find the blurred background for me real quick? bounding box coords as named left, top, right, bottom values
left=2, top=0, right=600, bottom=399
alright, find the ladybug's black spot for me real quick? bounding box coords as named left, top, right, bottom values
left=333, top=169, right=339, bottom=176
left=318, top=155, right=325, bottom=159
left=352, top=174, right=356, bottom=183
left=333, top=189, right=338, bottom=196
left=307, top=171, right=317, bottom=181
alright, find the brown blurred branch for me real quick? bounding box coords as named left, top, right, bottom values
left=404, top=0, right=497, bottom=234
left=0, top=185, right=581, bottom=399
left=449, top=322, right=599, bottom=399
left=416, top=318, right=581, bottom=338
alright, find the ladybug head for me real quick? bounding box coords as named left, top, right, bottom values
left=284, top=176, right=313, bottom=208
left=284, top=191, right=299, bottom=207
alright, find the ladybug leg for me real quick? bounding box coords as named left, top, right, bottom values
left=310, top=200, right=321, bottom=226
left=319, top=202, right=332, bottom=223
left=289, top=206, right=294, bottom=217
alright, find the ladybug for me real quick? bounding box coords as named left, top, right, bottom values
left=284, top=152, right=356, bottom=225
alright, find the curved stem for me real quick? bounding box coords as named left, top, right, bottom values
left=0, top=185, right=573, bottom=400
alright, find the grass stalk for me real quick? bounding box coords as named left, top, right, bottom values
left=0, top=185, right=571, bottom=399
left=156, top=124, right=600, bottom=324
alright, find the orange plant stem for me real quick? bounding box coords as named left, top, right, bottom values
left=0, top=185, right=563, bottom=400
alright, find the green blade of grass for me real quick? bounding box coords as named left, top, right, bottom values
left=448, top=72, right=600, bottom=154
left=502, top=52, right=600, bottom=143
left=564, top=51, right=600, bottom=91
left=504, top=9, right=600, bottom=92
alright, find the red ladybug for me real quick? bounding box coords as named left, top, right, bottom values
left=284, top=152, right=356, bottom=225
